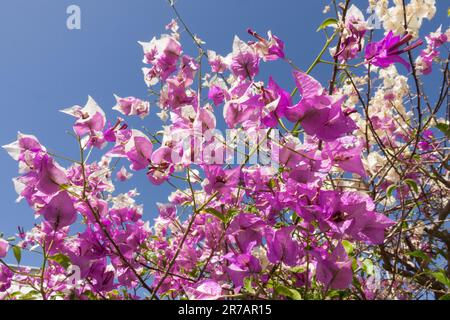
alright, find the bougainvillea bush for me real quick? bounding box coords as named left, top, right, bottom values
left=1, top=0, right=449, bottom=300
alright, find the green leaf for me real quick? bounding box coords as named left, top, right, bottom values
left=436, top=123, right=450, bottom=138
left=341, top=240, right=354, bottom=256
left=244, top=278, right=256, bottom=295
left=326, top=290, right=342, bottom=299
left=227, top=208, right=240, bottom=218
left=267, top=179, right=277, bottom=189
left=13, top=246, right=21, bottom=264
left=275, top=285, right=302, bottom=300
left=316, top=18, right=338, bottom=32
left=19, top=290, right=40, bottom=300
left=351, top=258, right=358, bottom=272
left=386, top=184, right=397, bottom=198
left=49, top=253, right=71, bottom=270
left=289, top=266, right=306, bottom=273
left=439, top=293, right=450, bottom=300
left=404, top=179, right=419, bottom=194
left=204, top=208, right=227, bottom=223
left=362, top=259, right=374, bottom=276
left=406, top=250, right=430, bottom=262
left=430, top=271, right=450, bottom=288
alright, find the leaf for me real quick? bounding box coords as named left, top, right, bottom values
left=227, top=208, right=239, bottom=218
left=386, top=184, right=397, bottom=198
left=404, top=179, right=419, bottom=194
left=436, top=123, right=450, bottom=138
left=316, top=18, right=338, bottom=32
left=326, top=290, right=341, bottom=299
left=204, top=208, right=227, bottom=223
left=362, top=259, right=374, bottom=276
left=13, top=246, right=21, bottom=264
left=275, top=285, right=302, bottom=300
left=267, top=179, right=276, bottom=189
left=244, top=278, right=256, bottom=295
left=439, top=293, right=450, bottom=300
left=341, top=240, right=354, bottom=256
left=351, top=258, right=358, bottom=272
left=19, top=290, right=40, bottom=300
left=289, top=266, right=306, bottom=273
left=430, top=271, right=450, bottom=288
left=50, top=253, right=71, bottom=270
left=406, top=250, right=430, bottom=262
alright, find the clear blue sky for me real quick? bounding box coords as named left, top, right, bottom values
left=0, top=0, right=448, bottom=266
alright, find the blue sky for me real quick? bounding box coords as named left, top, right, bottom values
left=0, top=0, right=448, bottom=266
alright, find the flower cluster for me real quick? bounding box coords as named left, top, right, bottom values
left=1, top=1, right=449, bottom=300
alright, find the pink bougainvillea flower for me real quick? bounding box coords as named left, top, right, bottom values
left=159, top=77, right=196, bottom=112
left=280, top=145, right=330, bottom=187
left=353, top=210, right=396, bottom=245
left=156, top=202, right=176, bottom=221
left=2, top=132, right=46, bottom=163
left=124, top=130, right=153, bottom=171
left=185, top=280, right=223, bottom=300
left=284, top=72, right=326, bottom=127
left=247, top=28, right=285, bottom=61
left=207, top=50, right=230, bottom=73
left=286, top=71, right=357, bottom=141
left=193, top=105, right=217, bottom=133
left=223, top=81, right=262, bottom=128
left=260, top=77, right=292, bottom=128
left=415, top=26, right=448, bottom=75
left=225, top=252, right=262, bottom=289
left=116, top=166, right=133, bottom=182
left=179, top=55, right=199, bottom=86
left=35, top=154, right=69, bottom=195
left=314, top=243, right=353, bottom=290
left=425, top=26, right=448, bottom=48
left=40, top=191, right=77, bottom=230
left=139, top=35, right=182, bottom=85
left=103, top=119, right=126, bottom=143
left=227, top=213, right=266, bottom=253
left=147, top=146, right=175, bottom=185
left=338, top=192, right=395, bottom=244
left=202, top=165, right=240, bottom=196
left=230, top=36, right=260, bottom=79
left=112, top=94, right=149, bottom=119
left=334, top=5, right=368, bottom=61
left=365, top=31, right=423, bottom=71
left=325, top=136, right=366, bottom=177
left=165, top=18, right=179, bottom=34
left=0, top=239, right=9, bottom=258
left=60, top=96, right=106, bottom=137
left=0, top=265, right=13, bottom=292
left=208, top=85, right=226, bottom=105
left=88, top=261, right=116, bottom=293
left=320, top=191, right=395, bottom=244
left=266, top=226, right=299, bottom=266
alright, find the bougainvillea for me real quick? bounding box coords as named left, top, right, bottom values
left=0, top=0, right=449, bottom=300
